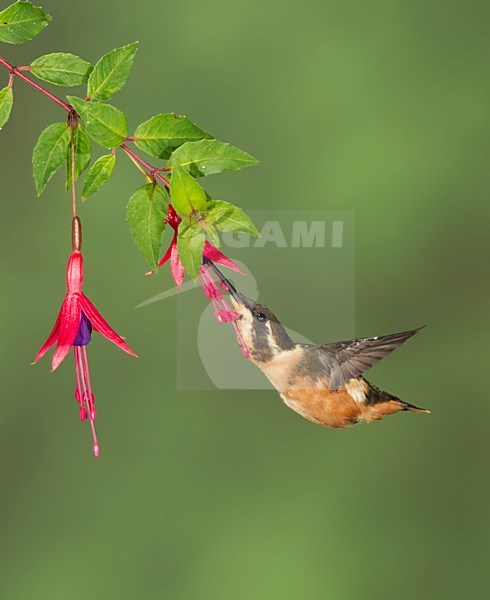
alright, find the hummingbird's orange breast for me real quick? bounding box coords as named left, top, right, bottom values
left=255, top=348, right=363, bottom=427
left=280, top=378, right=408, bottom=428
left=280, top=386, right=362, bottom=428
left=251, top=342, right=414, bottom=428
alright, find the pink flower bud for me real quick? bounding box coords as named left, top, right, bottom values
left=79, top=406, right=88, bottom=421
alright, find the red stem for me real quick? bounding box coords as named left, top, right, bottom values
left=69, top=116, right=78, bottom=217
left=0, top=57, right=73, bottom=113
left=120, top=144, right=170, bottom=188
left=0, top=56, right=170, bottom=188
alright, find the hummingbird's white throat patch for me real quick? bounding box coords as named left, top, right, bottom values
left=230, top=300, right=253, bottom=350
left=264, top=321, right=282, bottom=354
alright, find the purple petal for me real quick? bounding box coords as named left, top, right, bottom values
left=73, top=312, right=93, bottom=346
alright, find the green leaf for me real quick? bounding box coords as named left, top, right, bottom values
left=134, top=113, right=212, bottom=159
left=202, top=220, right=220, bottom=247
left=82, top=153, right=116, bottom=200
left=32, top=122, right=70, bottom=195
left=30, top=52, right=92, bottom=86
left=207, top=200, right=259, bottom=236
left=0, top=1, right=51, bottom=44
left=168, top=139, right=258, bottom=177
left=66, top=123, right=90, bottom=190
left=170, top=164, right=207, bottom=217
left=0, top=86, right=13, bottom=128
left=87, top=42, right=138, bottom=101
left=177, top=221, right=205, bottom=279
left=126, top=183, right=168, bottom=270
left=67, top=96, right=127, bottom=148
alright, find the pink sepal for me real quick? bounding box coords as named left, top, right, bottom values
left=170, top=243, right=185, bottom=288
left=32, top=309, right=62, bottom=365
left=157, top=236, right=174, bottom=268
left=203, top=241, right=243, bottom=274
left=79, top=294, right=137, bottom=358
left=51, top=295, right=81, bottom=371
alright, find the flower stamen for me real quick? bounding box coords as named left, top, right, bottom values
left=199, top=265, right=239, bottom=323
left=74, top=346, right=99, bottom=458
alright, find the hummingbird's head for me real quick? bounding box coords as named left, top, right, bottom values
left=229, top=291, right=295, bottom=363
left=203, top=259, right=295, bottom=362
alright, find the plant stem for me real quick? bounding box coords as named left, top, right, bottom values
left=0, top=57, right=73, bottom=113
left=69, top=116, right=78, bottom=218
left=120, top=144, right=170, bottom=188
left=0, top=56, right=170, bottom=188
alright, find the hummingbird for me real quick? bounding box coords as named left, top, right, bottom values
left=207, top=261, right=429, bottom=428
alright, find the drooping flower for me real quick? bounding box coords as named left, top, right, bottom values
left=156, top=204, right=243, bottom=288
left=155, top=204, right=248, bottom=356
left=33, top=237, right=137, bottom=457
left=199, top=259, right=249, bottom=358
left=155, top=203, right=185, bottom=287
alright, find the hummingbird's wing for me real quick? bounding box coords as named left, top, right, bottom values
left=319, top=327, right=423, bottom=390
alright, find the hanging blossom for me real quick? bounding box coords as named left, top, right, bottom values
left=155, top=204, right=248, bottom=357
left=199, top=259, right=249, bottom=358
left=33, top=217, right=137, bottom=457
left=154, top=204, right=244, bottom=287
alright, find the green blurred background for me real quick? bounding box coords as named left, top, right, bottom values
left=1, top=1, right=488, bottom=598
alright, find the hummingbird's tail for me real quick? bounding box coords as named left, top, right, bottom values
left=364, top=379, right=430, bottom=416
left=360, top=389, right=431, bottom=423
left=399, top=400, right=431, bottom=414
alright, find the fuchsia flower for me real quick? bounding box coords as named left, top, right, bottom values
left=199, top=262, right=239, bottom=324
left=199, top=259, right=249, bottom=358
left=33, top=241, right=137, bottom=457
left=157, top=204, right=243, bottom=288
left=156, top=204, right=186, bottom=287
left=157, top=204, right=249, bottom=357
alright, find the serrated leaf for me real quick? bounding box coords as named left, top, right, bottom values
left=87, top=42, right=138, bottom=101
left=0, top=1, right=51, bottom=44
left=66, top=123, right=90, bottom=189
left=177, top=221, right=205, bottom=279
left=67, top=96, right=127, bottom=148
left=30, top=52, right=92, bottom=86
left=207, top=200, right=259, bottom=236
left=127, top=183, right=168, bottom=270
left=32, top=122, right=70, bottom=195
left=0, top=86, right=13, bottom=128
left=134, top=113, right=212, bottom=159
left=168, top=139, right=258, bottom=177
left=82, top=153, right=115, bottom=200
left=170, top=164, right=207, bottom=217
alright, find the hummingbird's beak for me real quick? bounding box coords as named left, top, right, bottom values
left=204, top=258, right=243, bottom=303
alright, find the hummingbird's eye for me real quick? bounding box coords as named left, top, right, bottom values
left=254, top=311, right=267, bottom=323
